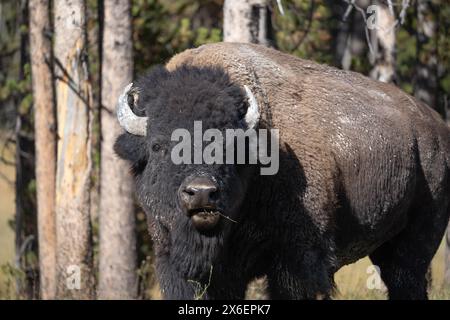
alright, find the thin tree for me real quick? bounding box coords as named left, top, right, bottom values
left=98, top=0, right=137, bottom=299
left=327, top=0, right=367, bottom=71
left=223, top=0, right=273, bottom=46
left=369, top=1, right=396, bottom=83
left=28, top=0, right=56, bottom=299
left=14, top=0, right=38, bottom=299
left=54, top=0, right=94, bottom=299
left=414, top=0, right=439, bottom=111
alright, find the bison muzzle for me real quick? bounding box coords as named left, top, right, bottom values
left=178, top=175, right=221, bottom=232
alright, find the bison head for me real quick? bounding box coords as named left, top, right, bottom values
left=114, top=66, right=261, bottom=248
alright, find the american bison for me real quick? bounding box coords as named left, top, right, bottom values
left=114, top=42, right=450, bottom=299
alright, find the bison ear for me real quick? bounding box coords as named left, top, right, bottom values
left=114, top=133, right=148, bottom=175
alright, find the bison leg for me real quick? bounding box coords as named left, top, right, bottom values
left=267, top=251, right=334, bottom=300
left=369, top=202, right=449, bottom=300
left=369, top=242, right=429, bottom=300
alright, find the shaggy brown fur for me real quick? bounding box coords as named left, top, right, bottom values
left=117, top=43, right=450, bottom=299
left=168, top=42, right=449, bottom=253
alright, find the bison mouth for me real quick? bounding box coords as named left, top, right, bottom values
left=188, top=207, right=221, bottom=232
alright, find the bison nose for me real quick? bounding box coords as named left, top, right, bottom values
left=178, top=177, right=221, bottom=232
left=180, top=177, right=218, bottom=210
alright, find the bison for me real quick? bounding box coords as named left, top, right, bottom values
left=114, top=42, right=450, bottom=300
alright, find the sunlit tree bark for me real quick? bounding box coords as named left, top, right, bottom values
left=29, top=0, right=56, bottom=300
left=54, top=0, right=94, bottom=299
left=369, top=1, right=396, bottom=83
left=98, top=0, right=137, bottom=299
left=223, top=0, right=273, bottom=46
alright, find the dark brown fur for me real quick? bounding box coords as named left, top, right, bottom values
left=117, top=43, right=450, bottom=299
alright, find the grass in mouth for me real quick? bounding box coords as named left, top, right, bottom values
left=215, top=211, right=238, bottom=224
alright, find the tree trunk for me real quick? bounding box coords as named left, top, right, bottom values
left=15, top=0, right=39, bottom=299
left=414, top=0, right=439, bottom=111
left=29, top=0, right=56, bottom=300
left=223, top=0, right=273, bottom=46
left=327, top=0, right=351, bottom=69
left=98, top=0, right=137, bottom=299
left=328, top=0, right=368, bottom=71
left=54, top=0, right=94, bottom=299
left=369, top=2, right=396, bottom=83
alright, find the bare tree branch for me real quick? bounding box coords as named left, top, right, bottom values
left=276, top=0, right=285, bottom=16
left=341, top=0, right=412, bottom=61
left=287, top=0, right=316, bottom=52
left=399, top=0, right=411, bottom=25
left=342, top=0, right=355, bottom=22
left=387, top=0, right=395, bottom=16
left=342, top=0, right=375, bottom=57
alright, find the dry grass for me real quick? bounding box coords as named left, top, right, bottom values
left=334, top=241, right=450, bottom=300
left=241, top=242, right=450, bottom=300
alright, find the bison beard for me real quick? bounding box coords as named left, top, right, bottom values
left=157, top=218, right=226, bottom=299
left=115, top=43, right=450, bottom=300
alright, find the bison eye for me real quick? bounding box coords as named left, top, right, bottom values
left=151, top=143, right=161, bottom=152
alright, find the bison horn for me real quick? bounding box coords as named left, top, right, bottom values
left=116, top=83, right=148, bottom=136
left=244, top=85, right=260, bottom=129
